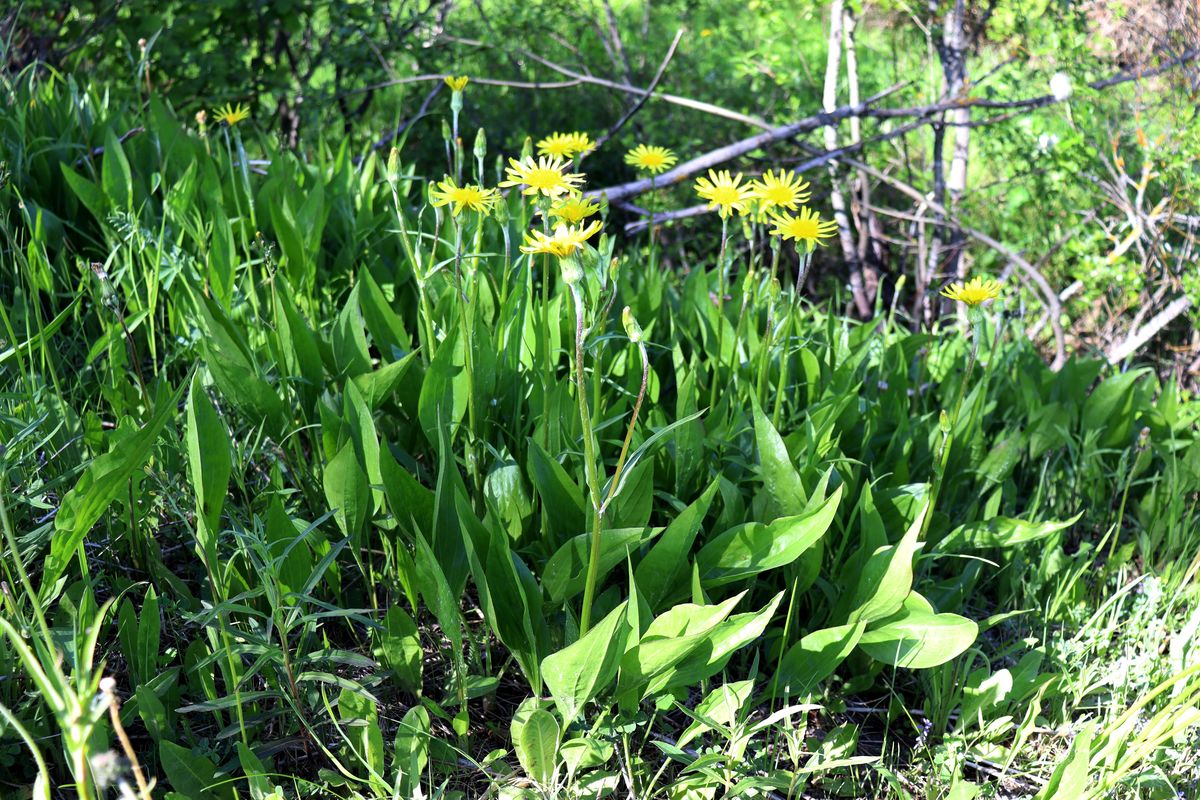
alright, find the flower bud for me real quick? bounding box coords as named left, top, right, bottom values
left=386, top=147, right=401, bottom=186
left=441, top=118, right=452, bottom=146
left=560, top=253, right=583, bottom=285
left=622, top=306, right=643, bottom=343
left=939, top=409, right=951, bottom=433
left=473, top=127, right=487, bottom=161
left=608, top=257, right=619, bottom=284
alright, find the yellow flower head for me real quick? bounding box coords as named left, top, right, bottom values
left=694, top=169, right=753, bottom=218
left=768, top=207, right=838, bottom=251
left=537, top=131, right=595, bottom=159
left=429, top=176, right=498, bottom=216
left=520, top=220, right=603, bottom=258
left=548, top=194, right=601, bottom=225
left=499, top=155, right=585, bottom=199
left=625, top=144, right=677, bottom=175
left=751, top=170, right=811, bottom=215
left=213, top=102, right=250, bottom=126
left=941, top=277, right=1002, bottom=306
left=444, top=75, right=469, bottom=92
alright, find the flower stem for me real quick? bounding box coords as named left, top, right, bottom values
left=571, top=282, right=605, bottom=635
left=708, top=215, right=730, bottom=410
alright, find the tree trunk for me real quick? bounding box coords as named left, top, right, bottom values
left=823, top=0, right=872, bottom=317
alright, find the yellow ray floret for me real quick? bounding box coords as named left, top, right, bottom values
left=537, top=131, right=595, bottom=159
left=429, top=177, right=498, bottom=216
left=444, top=75, right=469, bottom=91
left=500, top=155, right=585, bottom=199
left=751, top=170, right=811, bottom=215
left=213, top=102, right=250, bottom=126
left=548, top=195, right=601, bottom=225
left=768, top=207, right=838, bottom=251
left=625, top=144, right=677, bottom=175
left=941, top=277, right=1002, bottom=306
left=694, top=169, right=752, bottom=218
left=520, top=221, right=603, bottom=257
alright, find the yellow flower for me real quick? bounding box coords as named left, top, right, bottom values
left=625, top=144, right=677, bottom=175
left=499, top=155, right=585, bottom=199
left=941, top=277, right=1002, bottom=306
left=213, top=102, right=250, bottom=126
left=694, top=169, right=753, bottom=218
left=537, top=131, right=595, bottom=159
left=444, top=75, right=469, bottom=91
left=768, top=207, right=838, bottom=251
left=750, top=170, right=811, bottom=215
left=520, top=221, right=603, bottom=257
left=548, top=195, right=601, bottom=225
left=429, top=177, right=498, bottom=216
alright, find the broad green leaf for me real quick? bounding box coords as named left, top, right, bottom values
left=635, top=478, right=719, bottom=610
left=1083, top=368, right=1149, bottom=448
left=102, top=128, right=133, bottom=209
left=516, top=709, right=560, bottom=787
left=418, top=326, right=468, bottom=444
left=339, top=687, right=385, bottom=776
left=753, top=399, right=807, bottom=514
left=393, top=706, right=430, bottom=798
left=542, top=602, right=629, bottom=723
left=160, top=740, right=222, bottom=800
left=772, top=622, right=866, bottom=698
left=645, top=591, right=784, bottom=696
left=858, top=600, right=978, bottom=669
left=47, top=384, right=180, bottom=596
left=186, top=373, right=232, bottom=534
left=940, top=512, right=1082, bottom=550
left=543, top=526, right=657, bottom=603
left=696, top=485, right=841, bottom=587
left=374, top=606, right=422, bottom=693
left=323, top=442, right=371, bottom=551
left=843, top=501, right=928, bottom=625
left=527, top=438, right=586, bottom=544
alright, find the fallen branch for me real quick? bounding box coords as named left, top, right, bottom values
left=587, top=48, right=1200, bottom=206
left=1106, top=295, right=1192, bottom=364
left=588, top=82, right=908, bottom=205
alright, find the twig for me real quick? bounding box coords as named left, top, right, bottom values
left=589, top=28, right=684, bottom=154
left=1107, top=295, right=1192, bottom=363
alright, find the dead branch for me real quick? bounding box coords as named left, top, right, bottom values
left=588, top=29, right=684, bottom=155
left=1107, top=295, right=1193, bottom=363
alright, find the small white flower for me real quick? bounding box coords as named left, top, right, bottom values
left=1037, top=133, right=1060, bottom=152
left=1050, top=72, right=1073, bottom=101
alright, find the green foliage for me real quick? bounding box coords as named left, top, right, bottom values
left=1, top=58, right=1199, bottom=799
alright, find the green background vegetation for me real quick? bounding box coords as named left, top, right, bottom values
left=1, top=1, right=1199, bottom=798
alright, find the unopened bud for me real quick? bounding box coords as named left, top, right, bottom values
left=939, top=410, right=951, bottom=433
left=441, top=119, right=452, bottom=145
left=622, top=306, right=643, bottom=343
left=386, top=148, right=400, bottom=185
left=608, top=257, right=619, bottom=284
left=560, top=254, right=583, bottom=285
left=473, top=128, right=487, bottom=161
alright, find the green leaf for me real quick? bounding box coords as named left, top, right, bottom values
left=542, top=602, right=630, bottom=723
left=645, top=591, right=784, bottom=696
left=772, top=622, right=866, bottom=698
left=543, top=527, right=656, bottom=603
left=59, top=164, right=107, bottom=221
left=186, top=374, right=232, bottom=534
left=393, top=706, right=430, bottom=798
left=374, top=606, right=422, bottom=693
left=940, top=512, right=1082, bottom=550
left=858, top=598, right=978, bottom=669
left=527, top=438, right=586, bottom=544
left=1083, top=369, right=1149, bottom=448
left=696, top=485, right=841, bottom=587
left=47, top=384, right=180, bottom=596
left=102, top=128, right=133, bottom=209
left=843, top=501, right=928, bottom=625
left=635, top=478, right=719, bottom=609
left=418, top=326, right=468, bottom=444
left=515, top=709, right=560, bottom=787
left=323, top=442, right=371, bottom=552
left=753, top=399, right=807, bottom=514
left=339, top=687, right=385, bottom=776
left=160, top=740, right=221, bottom=800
